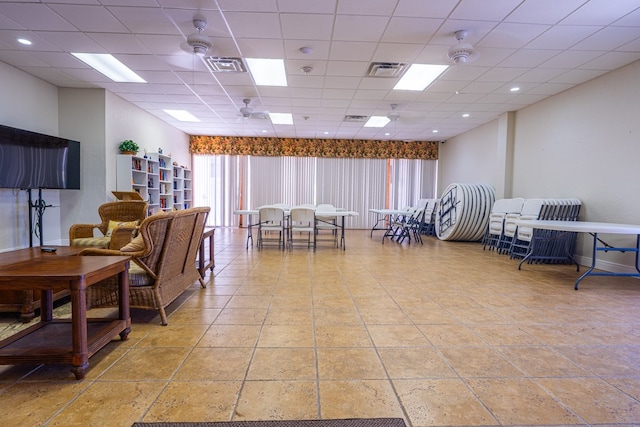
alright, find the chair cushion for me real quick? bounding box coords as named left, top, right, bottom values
left=120, top=234, right=145, bottom=252
left=71, top=237, right=110, bottom=248
left=106, top=220, right=140, bottom=237
left=128, top=262, right=152, bottom=287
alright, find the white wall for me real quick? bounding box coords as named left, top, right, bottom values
left=0, top=62, right=61, bottom=250
left=438, top=59, right=640, bottom=271
left=437, top=119, right=500, bottom=194
left=0, top=62, right=191, bottom=251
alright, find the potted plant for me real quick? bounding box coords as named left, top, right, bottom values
left=118, top=139, right=139, bottom=155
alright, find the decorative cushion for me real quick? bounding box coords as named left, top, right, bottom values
left=106, top=220, right=139, bottom=237
left=120, top=234, right=145, bottom=252
left=71, top=237, right=110, bottom=248
left=128, top=262, right=152, bottom=287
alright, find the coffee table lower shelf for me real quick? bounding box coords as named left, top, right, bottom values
left=0, top=318, right=130, bottom=378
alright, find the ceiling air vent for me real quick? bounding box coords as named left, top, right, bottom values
left=344, top=115, right=369, bottom=122
left=366, top=62, right=407, bottom=78
left=203, top=57, right=247, bottom=73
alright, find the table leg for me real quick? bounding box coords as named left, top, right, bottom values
left=40, top=289, right=53, bottom=322
left=209, top=230, right=215, bottom=272
left=246, top=216, right=253, bottom=249
left=118, top=263, right=131, bottom=340
left=341, top=216, right=346, bottom=250
left=370, top=213, right=386, bottom=237
left=70, top=278, right=88, bottom=380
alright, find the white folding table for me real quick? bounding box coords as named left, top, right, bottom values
left=233, top=209, right=259, bottom=249
left=516, top=220, right=640, bottom=289
left=234, top=208, right=358, bottom=250
left=368, top=208, right=410, bottom=238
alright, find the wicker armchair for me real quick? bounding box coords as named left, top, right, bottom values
left=80, top=206, right=210, bottom=325
left=69, top=201, right=148, bottom=249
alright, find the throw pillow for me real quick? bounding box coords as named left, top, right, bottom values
left=105, top=220, right=139, bottom=237
left=120, top=233, right=145, bottom=252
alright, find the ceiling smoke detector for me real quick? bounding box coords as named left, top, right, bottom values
left=447, top=30, right=475, bottom=65
left=187, top=18, right=212, bottom=56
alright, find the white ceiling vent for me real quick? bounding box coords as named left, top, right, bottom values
left=366, top=62, right=407, bottom=78
left=203, top=57, right=247, bottom=73
left=344, top=115, right=369, bottom=122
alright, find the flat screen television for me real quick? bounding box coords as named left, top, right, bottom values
left=0, top=124, right=80, bottom=189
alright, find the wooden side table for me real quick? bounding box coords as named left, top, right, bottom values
left=0, top=249, right=131, bottom=379
left=0, top=246, right=81, bottom=322
left=198, top=227, right=215, bottom=279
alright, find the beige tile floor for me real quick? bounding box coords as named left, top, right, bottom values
left=1, top=228, right=639, bottom=427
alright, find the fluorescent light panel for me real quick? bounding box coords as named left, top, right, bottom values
left=71, top=53, right=146, bottom=83
left=393, top=64, right=448, bottom=91
left=246, top=58, right=287, bottom=86
left=269, top=113, right=293, bottom=125
left=164, top=109, right=200, bottom=122
left=364, top=116, right=390, bottom=128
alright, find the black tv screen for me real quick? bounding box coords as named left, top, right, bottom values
left=0, top=124, right=80, bottom=189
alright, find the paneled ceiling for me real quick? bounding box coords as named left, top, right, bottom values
left=0, top=0, right=639, bottom=141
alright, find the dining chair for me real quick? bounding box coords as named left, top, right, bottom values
left=257, top=206, right=286, bottom=250
left=288, top=207, right=316, bottom=250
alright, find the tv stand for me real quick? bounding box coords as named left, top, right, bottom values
left=27, top=188, right=52, bottom=247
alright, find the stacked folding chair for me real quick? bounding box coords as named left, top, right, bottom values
left=520, top=198, right=582, bottom=264
left=496, top=198, right=525, bottom=254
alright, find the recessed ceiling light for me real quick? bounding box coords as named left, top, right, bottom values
left=163, top=109, right=200, bottom=122
left=384, top=132, right=391, bottom=136
left=393, top=64, right=448, bottom=91
left=323, top=131, right=329, bottom=135
left=246, top=58, right=287, bottom=86
left=269, top=113, right=293, bottom=125
left=432, top=130, right=439, bottom=133
left=364, top=116, right=391, bottom=128
left=71, top=53, right=146, bottom=83
left=510, top=86, right=520, bottom=92
left=462, top=113, right=470, bottom=118
left=17, top=38, right=32, bottom=45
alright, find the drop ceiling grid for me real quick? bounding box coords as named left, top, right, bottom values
left=0, top=0, right=637, bottom=139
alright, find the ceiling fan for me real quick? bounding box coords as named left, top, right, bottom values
left=386, top=104, right=423, bottom=124
left=447, top=30, right=478, bottom=64
left=186, top=18, right=213, bottom=56
left=239, top=98, right=269, bottom=120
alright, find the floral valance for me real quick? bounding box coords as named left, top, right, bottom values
left=189, top=135, right=438, bottom=160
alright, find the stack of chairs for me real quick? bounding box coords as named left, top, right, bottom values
left=382, top=206, right=413, bottom=244
left=483, top=198, right=524, bottom=251
left=508, top=199, right=545, bottom=259
left=484, top=198, right=581, bottom=262
left=483, top=198, right=582, bottom=263
left=512, top=198, right=581, bottom=264
left=418, top=198, right=438, bottom=236
left=483, top=197, right=524, bottom=254
left=397, top=206, right=426, bottom=244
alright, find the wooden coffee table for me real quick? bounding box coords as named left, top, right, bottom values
left=0, top=247, right=131, bottom=379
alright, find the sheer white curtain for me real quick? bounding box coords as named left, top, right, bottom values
left=192, top=155, right=243, bottom=227
left=316, top=158, right=387, bottom=229
left=194, top=154, right=437, bottom=229
left=247, top=156, right=316, bottom=207
left=390, top=159, right=438, bottom=210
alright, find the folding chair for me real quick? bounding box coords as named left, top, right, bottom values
left=398, top=207, right=426, bottom=244
left=257, top=206, right=286, bottom=250
left=382, top=206, right=412, bottom=243
left=288, top=207, right=316, bottom=250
